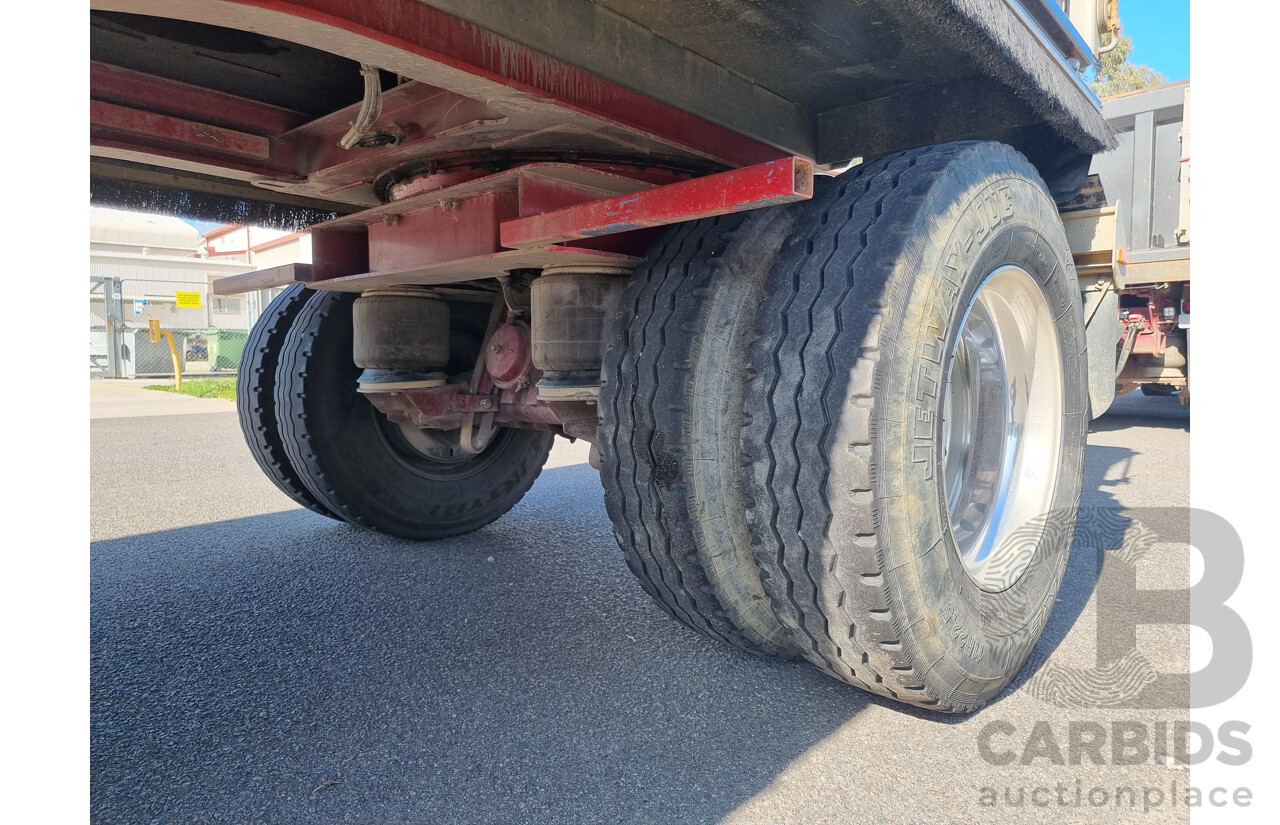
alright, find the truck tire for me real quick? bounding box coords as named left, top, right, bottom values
left=275, top=289, right=554, bottom=540
left=741, top=142, right=1088, bottom=711
left=236, top=284, right=339, bottom=520
left=599, top=214, right=797, bottom=657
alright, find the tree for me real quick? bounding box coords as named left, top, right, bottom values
left=1090, top=33, right=1167, bottom=98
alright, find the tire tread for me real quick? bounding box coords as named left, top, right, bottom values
left=601, top=216, right=792, bottom=656
left=742, top=142, right=1025, bottom=709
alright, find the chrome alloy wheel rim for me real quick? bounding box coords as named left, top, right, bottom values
left=941, top=265, right=1064, bottom=592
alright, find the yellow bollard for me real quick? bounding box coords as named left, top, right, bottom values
left=148, top=319, right=183, bottom=391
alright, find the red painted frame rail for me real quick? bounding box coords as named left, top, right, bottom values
left=500, top=157, right=814, bottom=249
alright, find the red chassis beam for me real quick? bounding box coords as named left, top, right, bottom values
left=213, top=157, right=814, bottom=295
left=500, top=158, right=814, bottom=249
left=90, top=101, right=273, bottom=161
left=90, top=61, right=309, bottom=136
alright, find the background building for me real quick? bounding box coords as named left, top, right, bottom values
left=89, top=209, right=309, bottom=377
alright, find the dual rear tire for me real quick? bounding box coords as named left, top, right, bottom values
left=603, top=141, right=1088, bottom=711
left=237, top=287, right=552, bottom=540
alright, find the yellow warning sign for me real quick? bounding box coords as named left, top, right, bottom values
left=175, top=291, right=203, bottom=309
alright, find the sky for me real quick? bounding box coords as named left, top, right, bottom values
left=183, top=218, right=224, bottom=235
left=1117, top=0, right=1191, bottom=82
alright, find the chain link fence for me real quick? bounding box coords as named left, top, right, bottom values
left=90, top=277, right=280, bottom=378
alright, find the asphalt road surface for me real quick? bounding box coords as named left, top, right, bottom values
left=91, top=386, right=1191, bottom=824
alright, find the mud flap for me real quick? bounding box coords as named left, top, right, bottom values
left=1083, top=286, right=1120, bottom=418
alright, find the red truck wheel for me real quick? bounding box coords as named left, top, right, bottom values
left=741, top=142, right=1088, bottom=711
left=599, top=213, right=797, bottom=658
left=273, top=289, right=554, bottom=540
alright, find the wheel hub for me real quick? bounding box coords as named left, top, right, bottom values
left=942, top=266, right=1064, bottom=592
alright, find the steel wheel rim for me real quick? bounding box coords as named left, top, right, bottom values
left=372, top=404, right=511, bottom=480
left=942, top=265, right=1064, bottom=592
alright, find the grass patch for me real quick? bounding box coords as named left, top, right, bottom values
left=144, top=377, right=237, bottom=401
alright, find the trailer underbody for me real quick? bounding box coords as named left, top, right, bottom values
left=90, top=1, right=1121, bottom=712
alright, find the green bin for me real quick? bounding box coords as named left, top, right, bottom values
left=207, top=329, right=249, bottom=371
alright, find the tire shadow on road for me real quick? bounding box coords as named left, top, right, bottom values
left=1089, top=393, right=1190, bottom=433
left=92, top=427, right=1185, bottom=824
left=1003, top=391, right=1191, bottom=703
left=1001, top=439, right=1186, bottom=710
left=92, top=464, right=912, bottom=824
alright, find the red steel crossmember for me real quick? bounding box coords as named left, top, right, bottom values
left=500, top=157, right=814, bottom=249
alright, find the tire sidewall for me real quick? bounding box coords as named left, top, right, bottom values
left=874, top=146, right=1088, bottom=700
